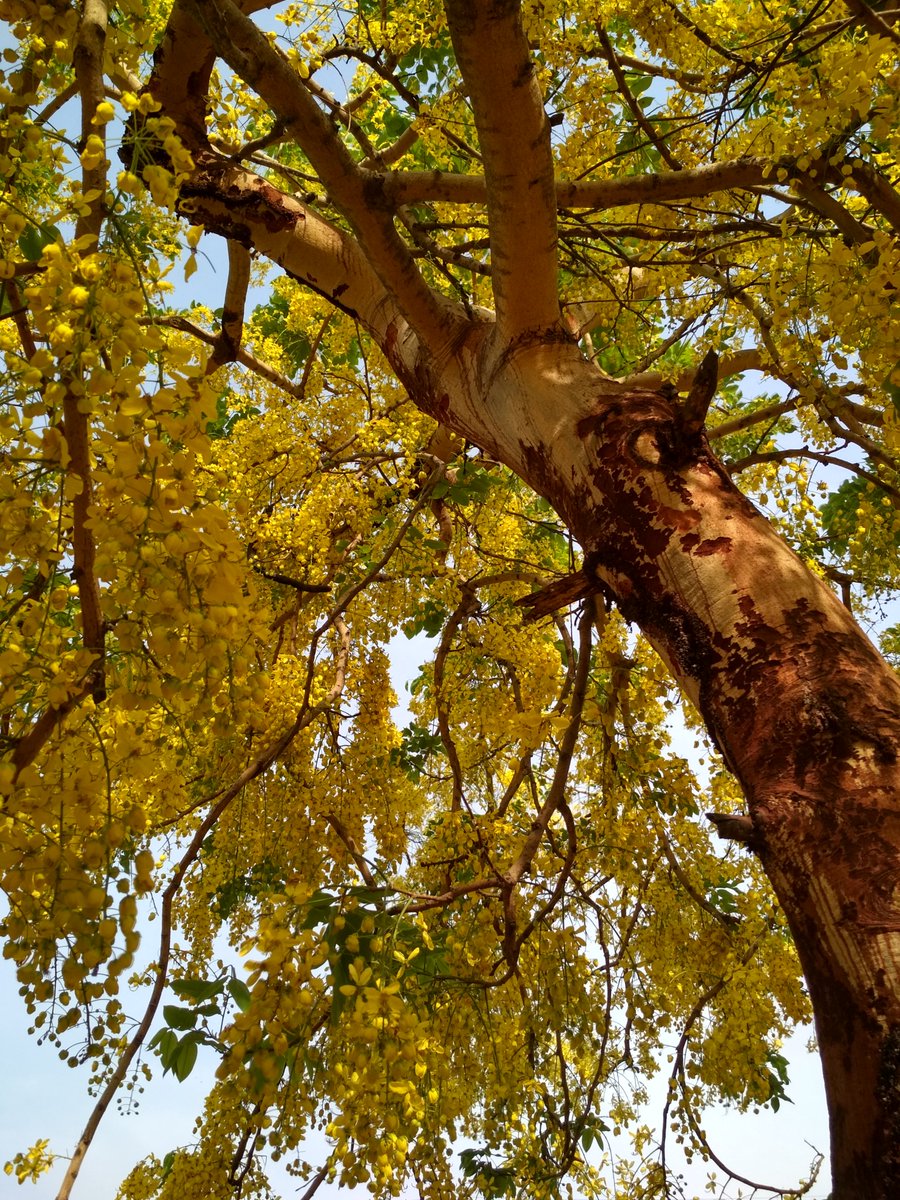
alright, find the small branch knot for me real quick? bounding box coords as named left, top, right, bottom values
left=706, top=811, right=758, bottom=848
left=678, top=348, right=719, bottom=441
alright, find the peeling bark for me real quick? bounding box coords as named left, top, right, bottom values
left=421, top=337, right=900, bottom=1198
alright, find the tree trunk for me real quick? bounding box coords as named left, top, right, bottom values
left=418, top=331, right=900, bottom=1199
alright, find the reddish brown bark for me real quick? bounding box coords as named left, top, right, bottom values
left=423, top=333, right=900, bottom=1200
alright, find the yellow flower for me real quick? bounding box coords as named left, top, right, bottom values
left=79, top=134, right=107, bottom=170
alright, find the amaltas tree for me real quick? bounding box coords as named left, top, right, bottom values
left=2, top=0, right=900, bottom=1196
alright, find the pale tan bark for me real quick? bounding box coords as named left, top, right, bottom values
left=181, top=0, right=463, bottom=357
left=444, top=0, right=561, bottom=339
left=379, top=157, right=795, bottom=210
left=180, top=160, right=394, bottom=335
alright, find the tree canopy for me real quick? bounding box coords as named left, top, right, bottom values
left=2, top=1, right=900, bottom=1197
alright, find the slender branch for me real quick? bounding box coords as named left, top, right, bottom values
left=708, top=395, right=795, bottom=439
left=659, top=0, right=748, bottom=66
left=361, top=122, right=420, bottom=170
left=54, top=640, right=352, bottom=1200
left=59, top=0, right=110, bottom=707
left=658, top=830, right=739, bottom=929
left=181, top=0, right=461, bottom=356
left=380, top=156, right=779, bottom=210
left=843, top=0, right=900, bottom=44
left=385, top=877, right=504, bottom=914
left=660, top=934, right=803, bottom=1197
left=207, top=239, right=252, bottom=372
left=298, top=1163, right=331, bottom=1200
left=152, top=315, right=306, bottom=399
left=433, top=586, right=479, bottom=811
left=11, top=682, right=94, bottom=776
left=623, top=348, right=766, bottom=393
left=298, top=313, right=333, bottom=398
left=324, top=811, right=378, bottom=887
left=62, top=382, right=105, bottom=700
left=728, top=447, right=900, bottom=501
left=512, top=797, right=578, bottom=956
left=794, top=173, right=877, bottom=247
left=596, top=26, right=681, bottom=171
left=34, top=79, right=80, bottom=126
left=626, top=312, right=700, bottom=378
left=505, top=607, right=593, bottom=886
left=1, top=278, right=38, bottom=358
left=846, top=157, right=900, bottom=234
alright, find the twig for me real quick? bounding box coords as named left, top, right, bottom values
left=324, top=811, right=378, bottom=887
left=505, top=607, right=593, bottom=887
left=55, top=633, right=353, bottom=1199
left=596, top=26, right=681, bottom=171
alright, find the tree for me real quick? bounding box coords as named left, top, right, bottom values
left=2, top=0, right=900, bottom=1196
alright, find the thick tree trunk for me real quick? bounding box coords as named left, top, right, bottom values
left=420, top=332, right=900, bottom=1199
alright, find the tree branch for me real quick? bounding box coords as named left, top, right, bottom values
left=505, top=607, right=593, bottom=886
left=207, top=239, right=252, bottom=371
left=380, top=156, right=779, bottom=210
left=179, top=159, right=397, bottom=343
left=708, top=395, right=795, bottom=439
left=180, top=0, right=462, bottom=357
left=324, top=811, right=378, bottom=887
left=596, top=26, right=681, bottom=171
left=846, top=157, right=900, bottom=234
left=843, top=0, right=900, bottom=45
left=444, top=0, right=561, bottom=339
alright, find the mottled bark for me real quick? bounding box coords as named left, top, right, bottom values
left=421, top=332, right=900, bottom=1199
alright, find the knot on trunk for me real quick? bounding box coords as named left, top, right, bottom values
left=706, top=810, right=759, bottom=850
left=516, top=569, right=599, bottom=620
left=675, top=348, right=719, bottom=445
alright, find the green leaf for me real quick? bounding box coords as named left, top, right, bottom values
left=149, top=1028, right=179, bottom=1071
left=227, top=978, right=253, bottom=1012
left=172, top=1034, right=199, bottom=1081
left=18, top=222, right=61, bottom=263
left=402, top=598, right=449, bottom=638
left=171, top=976, right=225, bottom=1002
left=389, top=721, right=445, bottom=780
left=163, top=1004, right=198, bottom=1031
left=250, top=290, right=311, bottom=375
left=302, top=889, right=337, bottom=929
